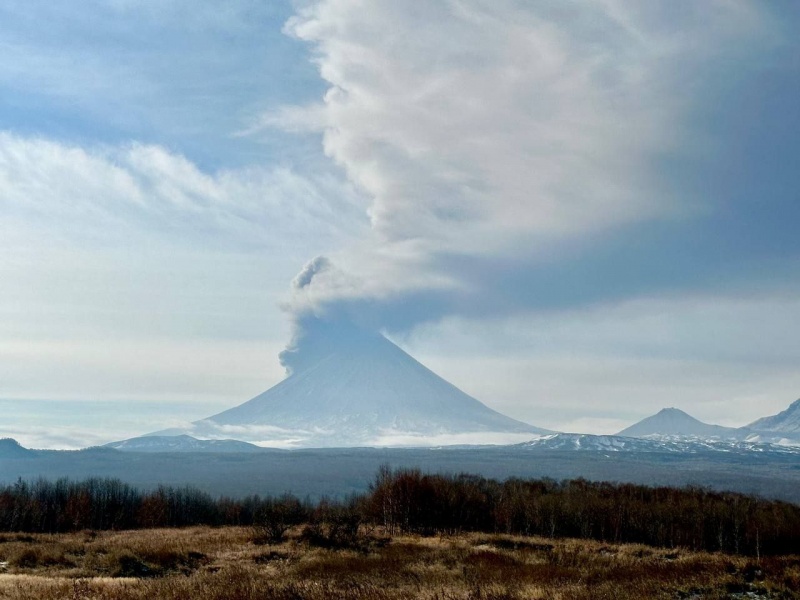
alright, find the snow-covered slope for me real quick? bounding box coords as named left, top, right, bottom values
left=519, top=433, right=800, bottom=455
left=747, top=399, right=800, bottom=435
left=616, top=407, right=740, bottom=439
left=106, top=435, right=264, bottom=453
left=520, top=433, right=669, bottom=452
left=152, top=329, right=550, bottom=448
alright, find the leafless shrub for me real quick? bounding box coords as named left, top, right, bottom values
left=0, top=528, right=798, bottom=599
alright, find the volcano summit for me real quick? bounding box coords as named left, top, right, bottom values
left=151, top=325, right=549, bottom=448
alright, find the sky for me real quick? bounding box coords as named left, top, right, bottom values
left=1, top=0, right=799, bottom=449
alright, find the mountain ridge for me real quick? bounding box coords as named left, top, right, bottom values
left=520, top=432, right=800, bottom=455
left=106, top=435, right=265, bottom=453
left=747, top=398, right=800, bottom=434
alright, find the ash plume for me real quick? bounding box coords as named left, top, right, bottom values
left=268, top=0, right=773, bottom=358
left=280, top=256, right=382, bottom=375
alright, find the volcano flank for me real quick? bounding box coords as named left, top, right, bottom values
left=152, top=326, right=549, bottom=448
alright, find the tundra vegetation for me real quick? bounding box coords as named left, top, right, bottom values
left=0, top=468, right=797, bottom=599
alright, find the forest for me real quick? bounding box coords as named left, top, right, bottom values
left=1, top=467, right=798, bottom=556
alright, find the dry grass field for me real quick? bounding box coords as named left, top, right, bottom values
left=0, top=527, right=797, bottom=600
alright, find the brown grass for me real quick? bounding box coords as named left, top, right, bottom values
left=0, top=527, right=796, bottom=599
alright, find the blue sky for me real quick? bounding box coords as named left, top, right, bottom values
left=1, top=0, right=799, bottom=448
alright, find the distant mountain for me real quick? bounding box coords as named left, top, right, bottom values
left=616, top=407, right=740, bottom=440
left=151, top=327, right=550, bottom=448
left=0, top=438, right=35, bottom=458
left=519, top=433, right=800, bottom=455
left=747, top=399, right=800, bottom=436
left=106, top=435, right=264, bottom=453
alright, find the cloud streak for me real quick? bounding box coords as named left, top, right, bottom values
left=0, top=132, right=364, bottom=250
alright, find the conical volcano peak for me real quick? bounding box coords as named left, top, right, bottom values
left=651, top=407, right=704, bottom=425
left=617, top=407, right=738, bottom=439
left=151, top=320, right=551, bottom=448
left=656, top=407, right=692, bottom=418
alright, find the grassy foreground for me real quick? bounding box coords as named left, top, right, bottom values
left=0, top=527, right=797, bottom=600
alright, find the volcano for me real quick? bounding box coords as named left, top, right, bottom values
left=616, top=407, right=739, bottom=439
left=152, top=328, right=550, bottom=448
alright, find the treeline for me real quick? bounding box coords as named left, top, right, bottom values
left=0, top=478, right=278, bottom=532
left=1, top=469, right=799, bottom=556
left=363, top=468, right=800, bottom=556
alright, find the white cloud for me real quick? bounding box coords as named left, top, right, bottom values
left=0, top=132, right=364, bottom=249
left=283, top=0, right=758, bottom=242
